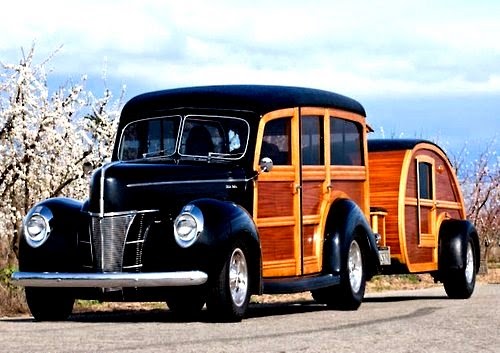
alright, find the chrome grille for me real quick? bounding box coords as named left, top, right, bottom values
left=91, top=214, right=136, bottom=272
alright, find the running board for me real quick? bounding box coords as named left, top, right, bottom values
left=263, top=273, right=340, bottom=294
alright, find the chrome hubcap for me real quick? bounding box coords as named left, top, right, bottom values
left=229, top=248, right=248, bottom=307
left=348, top=240, right=363, bottom=293
left=465, top=242, right=474, bottom=284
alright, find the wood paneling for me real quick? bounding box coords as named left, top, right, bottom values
left=257, top=181, right=294, bottom=218
left=405, top=206, right=434, bottom=265
left=368, top=150, right=407, bottom=257
left=302, top=181, right=323, bottom=215
left=331, top=180, right=364, bottom=208
left=260, top=226, right=295, bottom=261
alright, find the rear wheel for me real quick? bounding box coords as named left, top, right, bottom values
left=206, top=243, right=251, bottom=322
left=443, top=238, right=476, bottom=299
left=312, top=237, right=366, bottom=310
left=25, top=287, right=75, bottom=321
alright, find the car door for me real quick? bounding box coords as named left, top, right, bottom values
left=299, top=108, right=330, bottom=275
left=255, top=108, right=301, bottom=277
left=255, top=108, right=330, bottom=277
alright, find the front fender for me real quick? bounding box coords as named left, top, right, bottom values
left=19, top=197, right=85, bottom=272
left=322, top=199, right=380, bottom=279
left=187, top=199, right=262, bottom=294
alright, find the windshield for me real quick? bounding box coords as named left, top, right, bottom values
left=118, top=114, right=249, bottom=161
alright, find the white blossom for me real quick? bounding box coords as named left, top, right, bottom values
left=0, top=44, right=123, bottom=249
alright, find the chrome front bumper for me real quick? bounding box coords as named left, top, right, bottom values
left=11, top=271, right=208, bottom=288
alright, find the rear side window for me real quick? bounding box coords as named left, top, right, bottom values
left=330, top=117, right=363, bottom=166
left=301, top=116, right=324, bottom=165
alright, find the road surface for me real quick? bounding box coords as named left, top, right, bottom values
left=1, top=284, right=499, bottom=352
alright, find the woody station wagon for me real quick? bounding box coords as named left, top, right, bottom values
left=13, top=85, right=480, bottom=322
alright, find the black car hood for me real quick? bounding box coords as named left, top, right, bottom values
left=87, top=161, right=252, bottom=215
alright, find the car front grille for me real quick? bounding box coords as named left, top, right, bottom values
left=79, top=212, right=156, bottom=273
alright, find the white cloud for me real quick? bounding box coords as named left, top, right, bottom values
left=1, top=0, right=500, bottom=98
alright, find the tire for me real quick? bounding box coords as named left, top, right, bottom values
left=166, top=290, right=206, bottom=318
left=25, top=287, right=75, bottom=321
left=312, top=237, right=366, bottom=310
left=443, top=238, right=476, bottom=299
left=206, top=242, right=251, bottom=322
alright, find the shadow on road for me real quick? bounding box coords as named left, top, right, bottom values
left=2, top=293, right=449, bottom=323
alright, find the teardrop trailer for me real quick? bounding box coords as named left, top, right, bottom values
left=12, top=85, right=480, bottom=321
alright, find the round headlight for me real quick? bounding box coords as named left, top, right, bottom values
left=173, top=205, right=203, bottom=248
left=24, top=206, right=53, bottom=248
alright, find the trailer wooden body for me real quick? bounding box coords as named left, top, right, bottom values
left=368, top=139, right=474, bottom=274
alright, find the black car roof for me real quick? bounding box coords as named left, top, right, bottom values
left=120, top=85, right=366, bottom=125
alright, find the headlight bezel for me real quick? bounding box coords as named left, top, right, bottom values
left=173, top=204, right=204, bottom=248
left=24, top=206, right=53, bottom=248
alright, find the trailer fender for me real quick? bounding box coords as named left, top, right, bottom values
left=438, top=219, right=480, bottom=274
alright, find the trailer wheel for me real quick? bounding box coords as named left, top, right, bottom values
left=206, top=242, right=250, bottom=322
left=25, top=287, right=75, bottom=321
left=443, top=237, right=476, bottom=299
left=312, top=237, right=366, bottom=310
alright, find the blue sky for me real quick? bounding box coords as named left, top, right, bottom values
left=1, top=0, right=499, bottom=158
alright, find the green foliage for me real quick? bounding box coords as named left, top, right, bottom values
left=0, top=266, right=15, bottom=288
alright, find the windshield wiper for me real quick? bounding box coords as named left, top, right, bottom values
left=142, top=150, right=175, bottom=159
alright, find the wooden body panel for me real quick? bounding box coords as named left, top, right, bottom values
left=254, top=107, right=369, bottom=278
left=368, top=142, right=466, bottom=273
left=367, top=150, right=406, bottom=258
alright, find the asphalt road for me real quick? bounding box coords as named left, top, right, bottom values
left=1, top=284, right=499, bottom=353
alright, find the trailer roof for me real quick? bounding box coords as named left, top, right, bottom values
left=368, top=139, right=448, bottom=156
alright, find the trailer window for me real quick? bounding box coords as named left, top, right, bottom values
left=418, top=162, right=433, bottom=200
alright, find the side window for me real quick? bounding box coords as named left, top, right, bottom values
left=301, top=116, right=323, bottom=165
left=260, top=118, right=291, bottom=165
left=330, top=117, right=363, bottom=166
left=418, top=161, right=433, bottom=200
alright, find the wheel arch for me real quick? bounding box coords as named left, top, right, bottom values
left=187, top=198, right=262, bottom=294
left=322, top=198, right=380, bottom=279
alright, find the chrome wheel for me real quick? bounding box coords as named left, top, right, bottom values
left=465, top=242, right=474, bottom=284
left=348, top=240, right=363, bottom=294
left=229, top=248, right=248, bottom=307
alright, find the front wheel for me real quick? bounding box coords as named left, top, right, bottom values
left=206, top=243, right=251, bottom=322
left=166, top=289, right=206, bottom=318
left=25, top=287, right=75, bottom=321
left=443, top=239, right=476, bottom=299
left=312, top=238, right=366, bottom=310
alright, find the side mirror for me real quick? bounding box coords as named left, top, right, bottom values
left=259, top=157, right=273, bottom=173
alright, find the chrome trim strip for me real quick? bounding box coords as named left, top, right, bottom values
left=127, top=178, right=250, bottom=188
left=99, top=161, right=121, bottom=217
left=11, top=271, right=208, bottom=288
left=87, top=209, right=159, bottom=217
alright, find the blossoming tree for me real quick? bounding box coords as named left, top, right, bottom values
left=0, top=45, right=123, bottom=268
